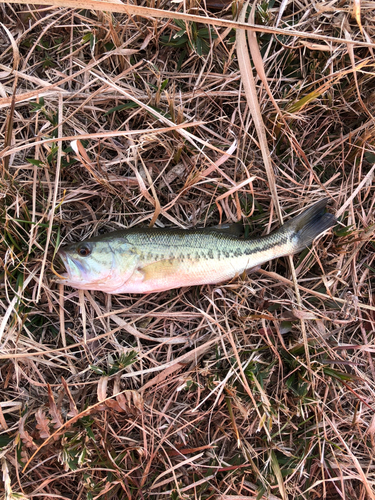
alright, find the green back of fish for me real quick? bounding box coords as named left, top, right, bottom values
left=92, top=198, right=335, bottom=265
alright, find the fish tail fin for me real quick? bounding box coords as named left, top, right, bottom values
left=280, top=199, right=336, bottom=253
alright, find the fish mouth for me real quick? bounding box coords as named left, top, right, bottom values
left=56, top=248, right=81, bottom=283
left=56, top=249, right=69, bottom=279
left=57, top=248, right=90, bottom=285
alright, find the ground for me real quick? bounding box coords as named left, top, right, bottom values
left=0, top=1, right=375, bottom=499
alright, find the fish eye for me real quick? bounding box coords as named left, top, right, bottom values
left=78, top=244, right=91, bottom=257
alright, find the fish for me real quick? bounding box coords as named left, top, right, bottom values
left=57, top=199, right=336, bottom=294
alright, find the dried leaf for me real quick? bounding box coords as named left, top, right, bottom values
left=300, top=40, right=332, bottom=51
left=291, top=309, right=318, bottom=320
left=0, top=405, right=8, bottom=430
left=19, top=415, right=36, bottom=450
left=0, top=23, right=19, bottom=72
left=113, top=376, right=128, bottom=412
left=114, top=392, right=128, bottom=412
left=124, top=390, right=143, bottom=411
left=236, top=1, right=282, bottom=222
left=35, top=408, right=51, bottom=439
left=104, top=399, right=124, bottom=412
left=97, top=376, right=109, bottom=402
left=352, top=0, right=363, bottom=34
left=61, top=377, right=78, bottom=417
left=47, top=384, right=63, bottom=429
left=113, top=377, right=143, bottom=412
left=2, top=459, right=11, bottom=499
left=159, top=162, right=186, bottom=189
left=366, top=414, right=375, bottom=447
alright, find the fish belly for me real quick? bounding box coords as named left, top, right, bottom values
left=113, top=248, right=281, bottom=294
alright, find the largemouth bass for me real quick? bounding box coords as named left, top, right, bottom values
left=58, top=199, right=336, bottom=294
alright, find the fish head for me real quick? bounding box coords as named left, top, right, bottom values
left=58, top=237, right=137, bottom=292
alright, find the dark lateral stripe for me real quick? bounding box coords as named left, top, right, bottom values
left=238, top=234, right=290, bottom=257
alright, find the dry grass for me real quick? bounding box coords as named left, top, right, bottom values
left=1, top=1, right=375, bottom=499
